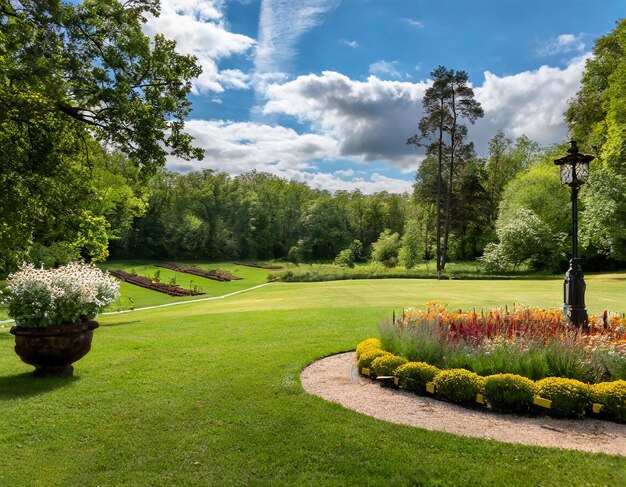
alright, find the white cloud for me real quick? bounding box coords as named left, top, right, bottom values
left=143, top=1, right=255, bottom=93
left=255, top=0, right=339, bottom=75
left=369, top=60, right=404, bottom=79
left=339, top=38, right=359, bottom=49
left=257, top=55, right=586, bottom=168
left=262, top=71, right=429, bottom=170
left=166, top=119, right=411, bottom=193
left=403, top=18, right=424, bottom=29
left=472, top=55, right=588, bottom=150
left=538, top=33, right=586, bottom=56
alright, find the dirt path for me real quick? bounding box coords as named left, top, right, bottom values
left=301, top=352, right=626, bottom=456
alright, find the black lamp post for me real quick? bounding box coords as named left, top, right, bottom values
left=554, top=140, right=594, bottom=327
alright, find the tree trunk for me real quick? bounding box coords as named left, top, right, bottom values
left=435, top=93, right=444, bottom=278
left=442, top=88, right=457, bottom=273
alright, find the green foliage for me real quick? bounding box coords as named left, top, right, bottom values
left=395, top=361, right=440, bottom=391
left=479, top=208, right=564, bottom=272
left=566, top=19, right=626, bottom=173
left=348, top=239, right=367, bottom=263
left=580, top=168, right=626, bottom=261
left=433, top=369, right=484, bottom=404
left=371, top=229, right=401, bottom=267
left=593, top=380, right=626, bottom=422
left=334, top=249, right=355, bottom=268
left=0, top=1, right=200, bottom=273
left=535, top=377, right=592, bottom=419
left=399, top=218, right=424, bottom=269
left=483, top=374, right=537, bottom=413
left=370, top=354, right=408, bottom=376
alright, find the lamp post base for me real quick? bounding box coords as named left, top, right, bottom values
left=563, top=258, right=588, bottom=328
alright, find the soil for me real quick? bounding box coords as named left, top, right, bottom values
left=301, top=352, right=626, bottom=456
left=234, top=261, right=284, bottom=270
left=156, top=263, right=242, bottom=282
left=108, top=270, right=204, bottom=297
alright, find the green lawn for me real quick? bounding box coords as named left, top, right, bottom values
left=0, top=274, right=625, bottom=485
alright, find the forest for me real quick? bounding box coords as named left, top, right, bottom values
left=1, top=2, right=624, bottom=277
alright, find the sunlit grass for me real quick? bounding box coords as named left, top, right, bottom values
left=0, top=276, right=624, bottom=485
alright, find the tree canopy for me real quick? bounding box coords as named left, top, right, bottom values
left=0, top=0, right=202, bottom=273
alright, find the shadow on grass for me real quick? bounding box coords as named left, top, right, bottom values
left=0, top=373, right=79, bottom=400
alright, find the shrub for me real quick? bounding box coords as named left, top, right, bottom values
left=371, top=230, right=401, bottom=266
left=535, top=377, right=592, bottom=418
left=357, top=348, right=390, bottom=373
left=433, top=369, right=484, bottom=404
left=356, top=338, right=381, bottom=360
left=484, top=374, right=537, bottom=413
left=371, top=354, right=408, bottom=376
left=334, top=249, right=355, bottom=268
left=395, top=362, right=440, bottom=392
left=593, top=380, right=626, bottom=423
left=2, top=262, right=120, bottom=328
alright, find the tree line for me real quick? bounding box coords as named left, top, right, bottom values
left=1, top=2, right=624, bottom=276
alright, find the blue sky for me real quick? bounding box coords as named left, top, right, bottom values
left=139, top=0, right=624, bottom=193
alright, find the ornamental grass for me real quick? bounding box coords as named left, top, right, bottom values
left=380, top=303, right=626, bottom=383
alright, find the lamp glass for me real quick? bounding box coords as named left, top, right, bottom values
left=575, top=161, right=590, bottom=183
left=559, top=163, right=573, bottom=185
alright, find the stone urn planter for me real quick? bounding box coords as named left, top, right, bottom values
left=10, top=320, right=99, bottom=377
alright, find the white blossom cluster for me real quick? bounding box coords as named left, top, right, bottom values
left=2, top=262, right=120, bottom=328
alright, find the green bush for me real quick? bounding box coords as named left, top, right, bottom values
left=371, top=355, right=408, bottom=377
left=334, top=248, right=355, bottom=268
left=395, top=362, right=440, bottom=392
left=357, top=348, right=390, bottom=373
left=593, top=380, right=626, bottom=423
left=484, top=374, right=537, bottom=413
left=355, top=338, right=381, bottom=360
left=535, top=377, right=592, bottom=418
left=433, top=369, right=484, bottom=404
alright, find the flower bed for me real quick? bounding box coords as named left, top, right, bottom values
left=2, top=262, right=120, bottom=327
left=356, top=338, right=626, bottom=423
left=380, top=303, right=626, bottom=383
left=108, top=269, right=205, bottom=296
left=156, top=263, right=243, bottom=282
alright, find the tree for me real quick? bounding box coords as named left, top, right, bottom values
left=579, top=168, right=626, bottom=262
left=408, top=66, right=483, bottom=274
left=371, top=229, right=401, bottom=267
left=0, top=0, right=202, bottom=273
left=566, top=19, right=626, bottom=173
left=399, top=218, right=424, bottom=269
left=479, top=208, right=565, bottom=272
left=301, top=197, right=352, bottom=260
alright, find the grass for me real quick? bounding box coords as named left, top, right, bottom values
left=270, top=260, right=556, bottom=282
left=0, top=273, right=625, bottom=485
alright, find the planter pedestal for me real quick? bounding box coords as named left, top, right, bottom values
left=10, top=321, right=99, bottom=377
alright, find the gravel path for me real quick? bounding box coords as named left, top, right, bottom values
left=301, top=352, right=626, bottom=456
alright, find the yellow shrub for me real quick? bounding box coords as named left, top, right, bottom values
left=433, top=369, right=484, bottom=404
left=355, top=338, right=382, bottom=360
left=395, top=362, right=440, bottom=392
left=371, top=354, right=407, bottom=376
left=484, top=374, right=537, bottom=413
left=356, top=348, right=390, bottom=373
left=593, top=380, right=626, bottom=423
left=535, top=377, right=592, bottom=418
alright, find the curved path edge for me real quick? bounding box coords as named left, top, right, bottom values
left=301, top=352, right=626, bottom=456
